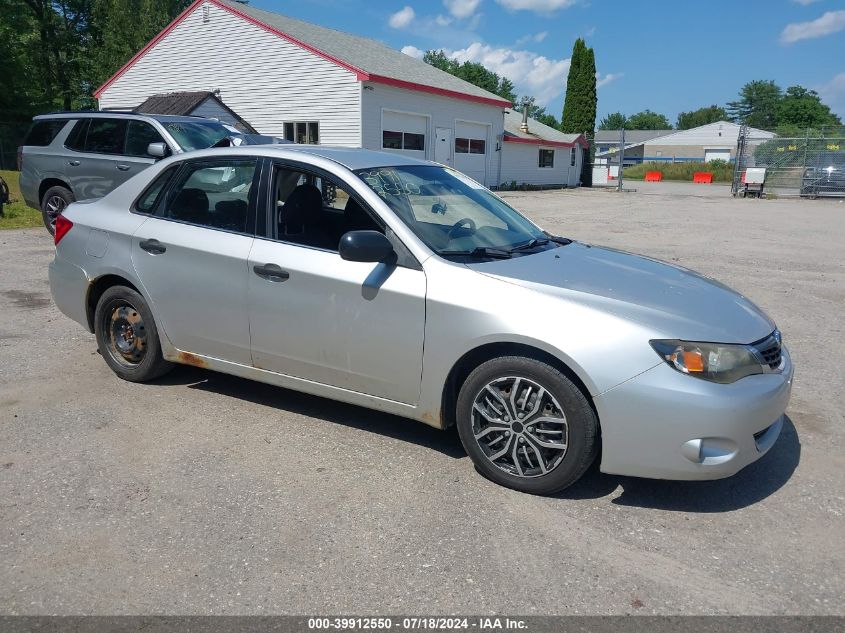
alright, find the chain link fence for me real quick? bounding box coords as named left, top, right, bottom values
left=732, top=125, right=845, bottom=198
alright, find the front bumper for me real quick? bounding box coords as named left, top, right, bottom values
left=49, top=256, right=91, bottom=331
left=594, top=345, right=793, bottom=480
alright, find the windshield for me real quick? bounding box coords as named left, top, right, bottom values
left=162, top=121, right=231, bottom=151
left=354, top=165, right=548, bottom=256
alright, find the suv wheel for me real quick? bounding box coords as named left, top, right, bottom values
left=456, top=356, right=599, bottom=495
left=41, top=185, right=75, bottom=235
left=94, top=285, right=173, bottom=382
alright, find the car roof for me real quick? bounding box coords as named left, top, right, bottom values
left=165, top=145, right=436, bottom=171
left=33, top=112, right=226, bottom=125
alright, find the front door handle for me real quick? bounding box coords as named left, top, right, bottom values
left=139, top=238, right=166, bottom=255
left=116, top=164, right=130, bottom=171
left=253, top=263, right=290, bottom=282
left=68, top=160, right=80, bottom=166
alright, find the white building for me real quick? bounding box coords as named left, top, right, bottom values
left=96, top=0, right=506, bottom=185
left=501, top=110, right=586, bottom=187
left=96, top=0, right=585, bottom=188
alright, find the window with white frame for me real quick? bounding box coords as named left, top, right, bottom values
left=284, top=121, right=319, bottom=144
left=455, top=137, right=486, bottom=154
left=539, top=149, right=554, bottom=168
left=570, top=147, right=576, bottom=166
left=382, top=130, right=425, bottom=151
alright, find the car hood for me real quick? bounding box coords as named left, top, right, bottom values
left=466, top=242, right=775, bottom=344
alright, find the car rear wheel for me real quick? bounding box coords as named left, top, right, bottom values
left=456, top=356, right=599, bottom=495
left=94, top=285, right=173, bottom=382
left=41, top=185, right=75, bottom=235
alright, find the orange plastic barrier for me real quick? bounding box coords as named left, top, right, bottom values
left=644, top=171, right=663, bottom=182
left=693, top=172, right=713, bottom=184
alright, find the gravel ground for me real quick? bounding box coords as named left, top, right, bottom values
left=0, top=187, right=843, bottom=615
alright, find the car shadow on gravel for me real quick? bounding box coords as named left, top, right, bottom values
left=556, top=416, right=801, bottom=512
left=154, top=365, right=467, bottom=459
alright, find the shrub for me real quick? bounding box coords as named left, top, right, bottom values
left=622, top=161, right=734, bottom=183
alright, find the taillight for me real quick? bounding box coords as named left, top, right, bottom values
left=16, top=147, right=22, bottom=171
left=54, top=215, right=73, bottom=245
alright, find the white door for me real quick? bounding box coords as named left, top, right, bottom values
left=435, top=127, right=452, bottom=165
left=704, top=149, right=731, bottom=163
left=453, top=121, right=488, bottom=185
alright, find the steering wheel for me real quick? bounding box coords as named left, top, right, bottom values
left=447, top=217, right=477, bottom=240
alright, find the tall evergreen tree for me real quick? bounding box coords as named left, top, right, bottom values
left=561, top=39, right=597, bottom=186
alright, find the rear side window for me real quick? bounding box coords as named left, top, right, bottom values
left=125, top=121, right=165, bottom=157
left=23, top=120, right=67, bottom=146
left=65, top=119, right=89, bottom=151
left=135, top=165, right=180, bottom=214
left=85, top=119, right=128, bottom=154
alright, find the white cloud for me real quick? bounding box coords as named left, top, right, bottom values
left=584, top=26, right=596, bottom=37
left=444, top=0, right=482, bottom=19
left=435, top=14, right=453, bottom=26
left=389, top=6, right=416, bottom=29
left=816, top=71, right=845, bottom=116
left=780, top=10, right=845, bottom=43
left=401, top=45, right=426, bottom=59
left=791, top=0, right=821, bottom=5
left=596, top=72, right=622, bottom=88
left=515, top=31, right=548, bottom=45
left=495, top=0, right=577, bottom=13
left=445, top=42, right=571, bottom=106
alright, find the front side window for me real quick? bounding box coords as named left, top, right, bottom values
left=355, top=165, right=546, bottom=256
left=125, top=120, right=166, bottom=157
left=383, top=130, right=425, bottom=152
left=283, top=121, right=319, bottom=144
left=272, top=164, right=382, bottom=250
left=539, top=149, right=555, bottom=168
left=162, top=121, right=230, bottom=151
left=162, top=159, right=256, bottom=234
left=85, top=119, right=128, bottom=154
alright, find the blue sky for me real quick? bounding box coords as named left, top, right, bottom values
left=246, top=0, right=845, bottom=125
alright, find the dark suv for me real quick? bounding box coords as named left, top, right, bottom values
left=800, top=151, right=845, bottom=198
left=19, top=112, right=283, bottom=233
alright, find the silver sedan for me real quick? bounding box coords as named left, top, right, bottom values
left=49, top=146, right=792, bottom=494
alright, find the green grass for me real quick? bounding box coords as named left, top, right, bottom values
left=622, top=161, right=735, bottom=183
left=0, top=170, right=42, bottom=230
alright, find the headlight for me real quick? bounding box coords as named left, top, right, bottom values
left=650, top=340, right=764, bottom=384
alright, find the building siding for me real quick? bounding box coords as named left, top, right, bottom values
left=97, top=1, right=361, bottom=146
left=361, top=82, right=504, bottom=187
left=500, top=143, right=581, bottom=187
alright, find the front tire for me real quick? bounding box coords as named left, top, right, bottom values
left=41, top=185, right=75, bottom=235
left=456, top=356, right=598, bottom=495
left=94, top=286, right=173, bottom=382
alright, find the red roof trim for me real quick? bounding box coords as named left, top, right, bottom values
left=504, top=134, right=588, bottom=149
left=95, top=0, right=513, bottom=109
left=367, top=75, right=512, bottom=108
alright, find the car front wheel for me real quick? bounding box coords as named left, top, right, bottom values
left=41, top=185, right=75, bottom=236
left=456, top=356, right=599, bottom=495
left=94, top=285, right=173, bottom=382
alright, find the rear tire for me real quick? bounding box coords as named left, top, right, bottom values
left=94, top=285, right=173, bottom=382
left=456, top=356, right=598, bottom=495
left=41, top=185, right=75, bottom=235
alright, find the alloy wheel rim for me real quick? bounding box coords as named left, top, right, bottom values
left=471, top=376, right=568, bottom=478
left=108, top=304, right=147, bottom=365
left=45, top=196, right=67, bottom=229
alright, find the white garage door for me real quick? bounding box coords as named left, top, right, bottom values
left=382, top=111, right=428, bottom=159
left=704, top=149, right=731, bottom=163
left=454, top=121, right=489, bottom=185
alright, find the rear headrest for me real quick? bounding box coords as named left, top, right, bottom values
left=171, top=188, right=209, bottom=221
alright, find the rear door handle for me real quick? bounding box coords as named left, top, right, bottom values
left=68, top=160, right=80, bottom=166
left=253, top=263, right=289, bottom=282
left=116, top=164, right=130, bottom=171
left=139, top=238, right=166, bottom=255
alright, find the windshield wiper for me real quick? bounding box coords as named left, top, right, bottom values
left=438, top=246, right=513, bottom=259
left=543, top=232, right=573, bottom=246
left=508, top=237, right=550, bottom=252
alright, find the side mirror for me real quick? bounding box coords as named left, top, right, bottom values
left=339, top=230, right=394, bottom=263
left=147, top=142, right=167, bottom=158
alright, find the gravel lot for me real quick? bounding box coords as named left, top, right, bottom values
left=1, top=187, right=843, bottom=615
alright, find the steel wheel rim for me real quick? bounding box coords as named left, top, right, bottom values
left=45, top=195, right=67, bottom=229
left=107, top=303, right=147, bottom=366
left=471, top=376, right=568, bottom=478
